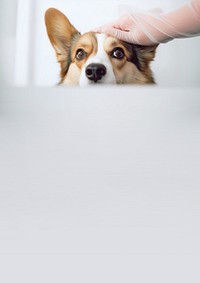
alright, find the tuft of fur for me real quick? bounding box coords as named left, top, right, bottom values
left=135, top=45, right=157, bottom=83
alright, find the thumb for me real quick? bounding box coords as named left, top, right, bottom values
left=92, top=24, right=115, bottom=35
left=92, top=25, right=125, bottom=39
left=92, top=25, right=135, bottom=43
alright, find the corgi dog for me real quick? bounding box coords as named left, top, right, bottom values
left=45, top=8, right=157, bottom=86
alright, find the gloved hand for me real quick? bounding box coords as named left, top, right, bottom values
left=93, top=0, right=200, bottom=45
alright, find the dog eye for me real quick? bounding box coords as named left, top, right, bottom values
left=76, top=49, right=87, bottom=60
left=111, top=48, right=125, bottom=59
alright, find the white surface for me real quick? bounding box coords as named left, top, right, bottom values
left=0, top=86, right=200, bottom=282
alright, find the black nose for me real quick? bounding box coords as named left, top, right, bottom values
left=85, top=63, right=106, bottom=82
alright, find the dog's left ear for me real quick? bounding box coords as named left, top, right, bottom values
left=134, top=44, right=158, bottom=83
left=138, top=45, right=158, bottom=60
left=136, top=45, right=158, bottom=70
left=45, top=8, right=80, bottom=78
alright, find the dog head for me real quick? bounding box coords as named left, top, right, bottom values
left=45, top=8, right=158, bottom=86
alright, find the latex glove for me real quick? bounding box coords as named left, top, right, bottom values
left=94, top=0, right=200, bottom=45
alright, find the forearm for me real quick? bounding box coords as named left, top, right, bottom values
left=93, top=0, right=200, bottom=45
left=162, top=0, right=200, bottom=38
left=131, top=0, right=200, bottom=43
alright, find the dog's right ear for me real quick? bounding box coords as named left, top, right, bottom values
left=45, top=8, right=80, bottom=79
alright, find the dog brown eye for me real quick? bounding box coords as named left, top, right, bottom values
left=111, top=48, right=125, bottom=59
left=76, top=49, right=87, bottom=60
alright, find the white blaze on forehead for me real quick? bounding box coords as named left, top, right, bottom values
left=86, top=33, right=108, bottom=64
left=95, top=33, right=107, bottom=61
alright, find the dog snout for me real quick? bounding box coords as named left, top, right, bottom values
left=85, top=63, right=106, bottom=83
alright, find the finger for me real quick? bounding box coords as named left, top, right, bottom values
left=113, top=29, right=135, bottom=42
left=92, top=25, right=119, bottom=36
left=92, top=25, right=137, bottom=44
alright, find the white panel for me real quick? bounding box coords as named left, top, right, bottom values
left=14, top=0, right=35, bottom=85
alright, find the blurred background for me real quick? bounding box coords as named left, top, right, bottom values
left=0, top=0, right=200, bottom=87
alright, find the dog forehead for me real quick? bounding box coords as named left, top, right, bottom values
left=95, top=33, right=118, bottom=52
left=95, top=33, right=106, bottom=56
left=95, top=33, right=106, bottom=46
left=75, top=32, right=97, bottom=47
left=82, top=33, right=112, bottom=67
left=74, top=33, right=117, bottom=55
left=80, top=33, right=109, bottom=64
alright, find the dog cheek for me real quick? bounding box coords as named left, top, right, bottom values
left=62, top=63, right=81, bottom=85
left=111, top=58, right=127, bottom=70
left=75, top=59, right=88, bottom=70
left=111, top=60, right=127, bottom=83
left=113, top=62, right=147, bottom=84
left=112, top=69, right=125, bottom=84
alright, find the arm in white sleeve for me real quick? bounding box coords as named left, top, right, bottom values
left=94, top=0, right=200, bottom=45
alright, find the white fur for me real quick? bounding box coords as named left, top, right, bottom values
left=79, top=34, right=116, bottom=86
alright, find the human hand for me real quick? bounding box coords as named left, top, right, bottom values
left=93, top=1, right=200, bottom=45
left=93, top=10, right=172, bottom=46
left=94, top=13, right=151, bottom=45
